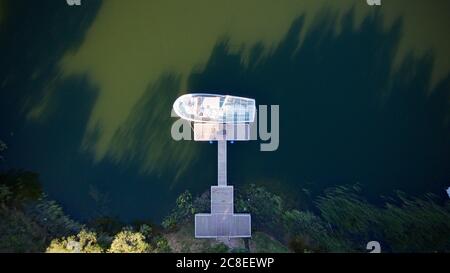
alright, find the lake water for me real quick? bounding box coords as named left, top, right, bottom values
left=1, top=0, right=449, bottom=222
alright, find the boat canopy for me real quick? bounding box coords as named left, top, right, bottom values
left=173, top=93, right=256, bottom=123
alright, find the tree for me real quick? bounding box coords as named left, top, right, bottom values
left=46, top=230, right=103, bottom=253
left=108, top=229, right=152, bottom=253
left=162, top=191, right=195, bottom=230
left=236, top=184, right=283, bottom=232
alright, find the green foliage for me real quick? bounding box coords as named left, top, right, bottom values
left=154, top=235, right=172, bottom=253
left=378, top=193, right=450, bottom=252
left=161, top=215, right=178, bottom=230
left=176, top=191, right=194, bottom=213
left=230, top=247, right=250, bottom=253
left=204, top=242, right=229, bottom=253
left=316, top=185, right=381, bottom=239
left=0, top=168, right=170, bottom=253
left=162, top=191, right=195, bottom=230
left=0, top=172, right=83, bottom=253
left=241, top=184, right=450, bottom=252
left=282, top=209, right=346, bottom=252
left=236, top=184, right=283, bottom=232
left=314, top=186, right=450, bottom=252
left=0, top=208, right=47, bottom=252
left=139, top=224, right=152, bottom=237
left=2, top=164, right=448, bottom=253
left=46, top=230, right=103, bottom=253
left=108, top=228, right=152, bottom=253
left=250, top=232, right=289, bottom=253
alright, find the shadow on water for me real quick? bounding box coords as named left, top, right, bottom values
left=1, top=4, right=449, bottom=222
left=108, top=74, right=194, bottom=181
left=187, top=10, right=450, bottom=201
left=106, top=72, right=219, bottom=203
left=3, top=74, right=176, bottom=222
left=0, top=0, right=114, bottom=220
left=0, top=0, right=102, bottom=127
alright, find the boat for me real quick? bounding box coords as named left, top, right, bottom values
left=173, top=93, right=256, bottom=123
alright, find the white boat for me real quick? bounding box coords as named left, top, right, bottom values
left=173, top=93, right=256, bottom=123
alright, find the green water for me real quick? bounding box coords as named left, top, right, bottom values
left=0, top=0, right=449, bottom=222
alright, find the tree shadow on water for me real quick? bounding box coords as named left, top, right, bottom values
left=106, top=72, right=218, bottom=196
left=108, top=74, right=200, bottom=181
left=6, top=6, right=449, bottom=222
left=0, top=0, right=102, bottom=129
left=187, top=10, right=450, bottom=198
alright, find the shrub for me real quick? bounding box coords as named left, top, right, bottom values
left=108, top=229, right=152, bottom=253
left=236, top=184, right=283, bottom=233
left=204, top=243, right=229, bottom=253
left=46, top=230, right=103, bottom=253
left=154, top=235, right=171, bottom=253
left=162, top=191, right=195, bottom=230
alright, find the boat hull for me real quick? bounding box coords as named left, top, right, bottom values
left=173, top=93, right=256, bottom=123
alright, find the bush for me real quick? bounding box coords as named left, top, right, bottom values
left=283, top=209, right=339, bottom=251
left=154, top=235, right=171, bottom=253
left=46, top=230, right=103, bottom=253
left=236, top=184, right=283, bottom=233
left=250, top=232, right=289, bottom=253
left=230, top=247, right=249, bottom=253
left=316, top=185, right=381, bottom=241
left=204, top=243, right=229, bottom=253
left=108, top=229, right=152, bottom=253
left=315, top=186, right=450, bottom=252
left=162, top=191, right=195, bottom=230
left=0, top=208, right=47, bottom=252
left=379, top=193, right=450, bottom=252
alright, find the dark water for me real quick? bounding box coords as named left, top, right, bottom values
left=1, top=0, right=449, bottom=223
